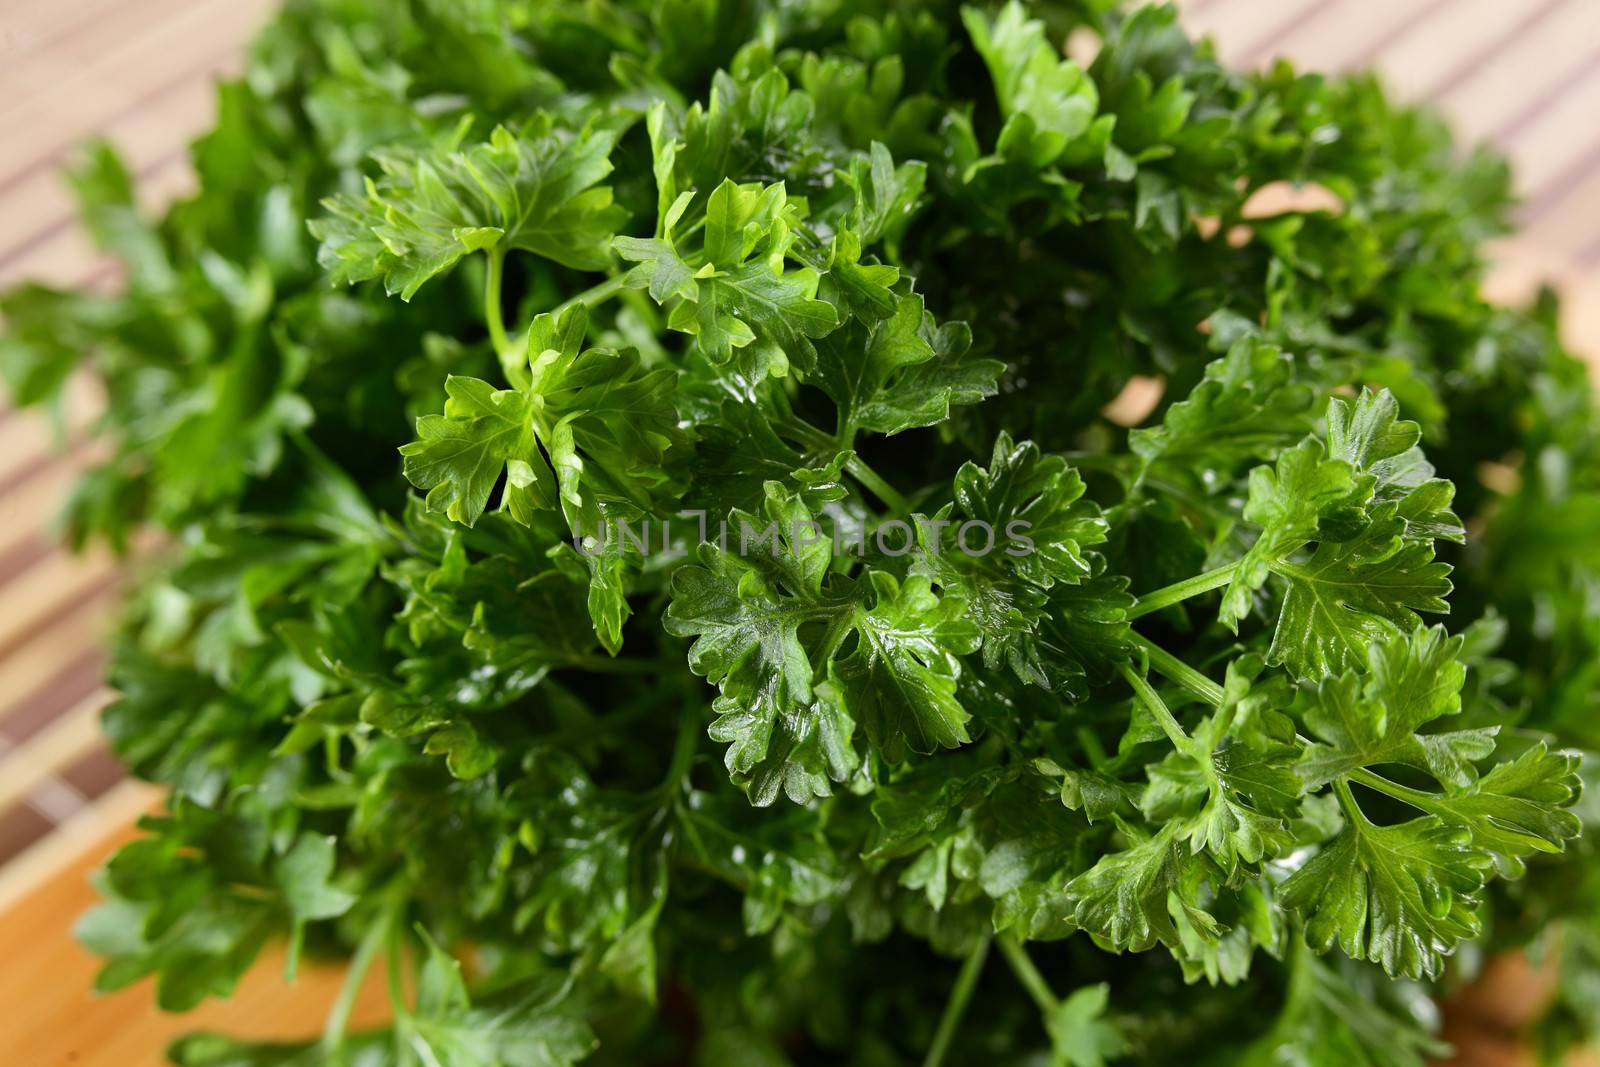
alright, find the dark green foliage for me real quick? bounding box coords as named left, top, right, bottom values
left=4, top=1, right=1599, bottom=1063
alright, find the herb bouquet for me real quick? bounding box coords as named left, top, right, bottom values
left=4, top=1, right=1599, bottom=1064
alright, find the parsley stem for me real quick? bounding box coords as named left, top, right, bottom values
left=386, top=925, right=413, bottom=1023
left=1348, top=767, right=1445, bottom=814
left=322, top=902, right=396, bottom=1053
left=1128, top=632, right=1225, bottom=708
left=778, top=414, right=834, bottom=452
left=1118, top=661, right=1197, bottom=754
left=922, top=932, right=991, bottom=1067
left=847, top=454, right=911, bottom=515
left=551, top=271, right=631, bottom=319
left=996, top=934, right=1058, bottom=1014
left=1331, top=779, right=1369, bottom=826
left=484, top=247, right=513, bottom=363
left=1127, top=561, right=1240, bottom=620
left=661, top=700, right=701, bottom=793
left=772, top=413, right=912, bottom=515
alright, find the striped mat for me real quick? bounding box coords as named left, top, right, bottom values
left=1, top=0, right=1598, bottom=899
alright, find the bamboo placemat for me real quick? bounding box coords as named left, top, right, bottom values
left=1, top=1, right=1597, bottom=1062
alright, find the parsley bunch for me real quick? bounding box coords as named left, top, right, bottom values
left=6, top=1, right=1600, bottom=1064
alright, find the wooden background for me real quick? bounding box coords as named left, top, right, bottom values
left=1, top=0, right=1597, bottom=1062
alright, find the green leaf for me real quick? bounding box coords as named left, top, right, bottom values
left=914, top=432, right=1109, bottom=692
left=674, top=789, right=844, bottom=935
left=809, top=226, right=901, bottom=322
left=616, top=179, right=838, bottom=381
left=1140, top=658, right=1302, bottom=871
left=0, top=283, right=116, bottom=407
left=1061, top=822, right=1222, bottom=953
left=822, top=570, right=982, bottom=764
left=809, top=292, right=934, bottom=436
left=401, top=305, right=682, bottom=649
left=1280, top=809, right=1490, bottom=980
left=422, top=720, right=501, bottom=778
left=1231, top=948, right=1446, bottom=1067
left=169, top=1031, right=391, bottom=1066
left=1046, top=983, right=1130, bottom=1067
left=69, top=140, right=178, bottom=289
left=312, top=118, right=625, bottom=300
left=868, top=756, right=1013, bottom=859
left=664, top=483, right=860, bottom=806
left=512, top=756, right=660, bottom=955
left=1295, top=625, right=1491, bottom=791
left=1325, top=386, right=1465, bottom=545
left=598, top=896, right=663, bottom=1005
left=850, top=314, right=1001, bottom=435
left=1039, top=758, right=1136, bottom=824
left=1130, top=328, right=1316, bottom=485
left=838, top=141, right=927, bottom=250
left=1270, top=527, right=1455, bottom=679
left=1433, top=743, right=1583, bottom=878
left=401, top=375, right=544, bottom=527
left=1222, top=391, right=1459, bottom=676
left=963, top=2, right=1102, bottom=168
left=1220, top=436, right=1355, bottom=630
left=74, top=810, right=327, bottom=1012
left=666, top=484, right=980, bottom=802
left=274, top=834, right=356, bottom=972
left=411, top=932, right=598, bottom=1067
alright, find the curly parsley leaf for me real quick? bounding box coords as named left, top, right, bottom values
left=312, top=118, right=625, bottom=299
left=616, top=178, right=838, bottom=380
left=400, top=305, right=681, bottom=648
left=822, top=569, right=983, bottom=763
left=409, top=932, right=598, bottom=1067
left=963, top=2, right=1103, bottom=168
left=1280, top=810, right=1489, bottom=981
left=1064, top=822, right=1224, bottom=953
left=1140, top=657, right=1302, bottom=871
left=914, top=432, right=1111, bottom=692
left=664, top=483, right=859, bottom=805
left=667, top=483, right=979, bottom=803
left=1220, top=390, right=1460, bottom=677
left=1295, top=625, right=1492, bottom=790
left=1280, top=625, right=1579, bottom=977
left=1131, top=327, right=1317, bottom=488
left=1433, top=744, right=1584, bottom=877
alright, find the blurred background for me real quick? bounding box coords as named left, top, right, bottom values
left=0, top=0, right=1596, bottom=1062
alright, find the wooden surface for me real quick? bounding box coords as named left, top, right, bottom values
left=2, top=0, right=1599, bottom=1063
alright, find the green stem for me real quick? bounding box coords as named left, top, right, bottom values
left=551, top=271, right=630, bottom=319
left=1131, top=641, right=1433, bottom=818
left=774, top=414, right=912, bottom=515
left=1332, top=779, right=1368, bottom=826
left=1118, top=661, right=1197, bottom=755
left=484, top=247, right=513, bottom=362
left=1127, top=561, right=1240, bottom=620
left=1128, top=632, right=1226, bottom=708
left=779, top=415, right=833, bottom=452
left=997, top=935, right=1058, bottom=1014
left=848, top=455, right=911, bottom=515
left=922, top=933, right=992, bottom=1067
left=322, top=904, right=395, bottom=1053
left=1076, top=725, right=1110, bottom=771
left=386, top=925, right=412, bottom=1023
left=660, top=700, right=701, bottom=794
left=1348, top=767, right=1447, bottom=815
